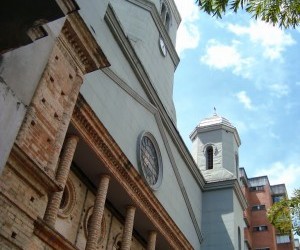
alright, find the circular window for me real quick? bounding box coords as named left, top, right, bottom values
left=84, top=206, right=106, bottom=245
left=137, top=131, right=163, bottom=190
left=58, top=178, right=76, bottom=218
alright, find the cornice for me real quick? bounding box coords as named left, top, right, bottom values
left=9, top=144, right=62, bottom=194
left=34, top=217, right=79, bottom=250
left=59, top=12, right=110, bottom=74
left=71, top=95, right=194, bottom=250
left=122, top=0, right=180, bottom=67
left=190, top=124, right=242, bottom=147
left=55, top=0, right=79, bottom=15
left=102, top=67, right=203, bottom=242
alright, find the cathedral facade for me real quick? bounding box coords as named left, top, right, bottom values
left=1, top=0, right=248, bottom=249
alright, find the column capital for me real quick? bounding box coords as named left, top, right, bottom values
left=99, top=173, right=111, bottom=180
left=66, top=134, right=80, bottom=142
left=126, top=205, right=136, bottom=211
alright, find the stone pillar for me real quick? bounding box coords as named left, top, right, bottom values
left=85, top=174, right=110, bottom=250
left=121, top=205, right=136, bottom=250
left=146, top=231, right=157, bottom=250
left=43, top=135, right=79, bottom=226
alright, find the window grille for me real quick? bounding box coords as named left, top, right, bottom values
left=253, top=225, right=268, bottom=232
left=206, top=146, right=213, bottom=170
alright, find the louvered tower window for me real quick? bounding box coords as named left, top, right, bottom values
left=206, top=146, right=213, bottom=170
left=160, top=2, right=171, bottom=32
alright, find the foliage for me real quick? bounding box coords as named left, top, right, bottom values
left=195, top=0, right=300, bottom=28
left=267, top=189, right=300, bottom=236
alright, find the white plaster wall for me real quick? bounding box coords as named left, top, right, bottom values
left=192, top=128, right=240, bottom=176
left=192, top=130, right=223, bottom=171
left=222, top=130, right=236, bottom=175
left=76, top=1, right=149, bottom=102
left=80, top=69, right=154, bottom=170
left=233, top=191, right=246, bottom=250
left=76, top=0, right=177, bottom=122
left=110, top=0, right=177, bottom=122
left=165, top=132, right=202, bottom=249
left=80, top=70, right=200, bottom=248
left=0, top=82, right=26, bottom=172
left=77, top=0, right=200, bottom=246
left=202, top=189, right=235, bottom=250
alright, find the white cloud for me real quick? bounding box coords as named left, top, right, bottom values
left=174, top=0, right=201, bottom=56
left=176, top=24, right=200, bottom=56
left=228, top=21, right=296, bottom=60
left=235, top=91, right=254, bottom=110
left=255, top=161, right=300, bottom=196
left=268, top=83, right=290, bottom=98
left=200, top=40, right=254, bottom=78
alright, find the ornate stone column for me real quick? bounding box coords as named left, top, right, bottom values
left=146, top=230, right=157, bottom=250
left=85, top=174, right=110, bottom=250
left=121, top=205, right=136, bottom=250
left=43, top=135, right=79, bottom=226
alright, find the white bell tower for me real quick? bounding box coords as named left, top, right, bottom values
left=190, top=113, right=241, bottom=181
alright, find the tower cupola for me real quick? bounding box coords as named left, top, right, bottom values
left=190, top=113, right=241, bottom=182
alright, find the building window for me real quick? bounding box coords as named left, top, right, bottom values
left=276, top=235, right=290, bottom=244
left=250, top=185, right=264, bottom=191
left=273, top=195, right=284, bottom=203
left=252, top=205, right=266, bottom=211
left=160, top=2, right=171, bottom=31
left=253, top=225, right=268, bottom=232
left=206, top=146, right=213, bottom=170
left=255, top=248, right=270, bottom=250
left=235, top=153, right=239, bottom=176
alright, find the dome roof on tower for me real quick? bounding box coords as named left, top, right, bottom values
left=198, top=114, right=234, bottom=129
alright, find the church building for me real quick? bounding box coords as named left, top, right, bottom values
left=0, top=0, right=284, bottom=249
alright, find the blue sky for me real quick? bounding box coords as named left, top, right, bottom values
left=173, top=0, right=300, bottom=196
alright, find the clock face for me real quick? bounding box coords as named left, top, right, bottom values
left=138, top=132, right=163, bottom=190
left=159, top=37, right=167, bottom=57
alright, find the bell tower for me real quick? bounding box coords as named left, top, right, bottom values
left=190, top=113, right=241, bottom=181
left=190, top=114, right=246, bottom=250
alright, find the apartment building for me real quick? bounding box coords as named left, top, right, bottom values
left=240, top=168, right=294, bottom=250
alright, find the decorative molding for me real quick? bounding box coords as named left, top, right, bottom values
left=0, top=187, right=36, bottom=222
left=71, top=95, right=194, bottom=250
left=9, top=144, right=62, bottom=194
left=103, top=68, right=205, bottom=242
left=59, top=12, right=110, bottom=74
left=101, top=68, right=157, bottom=114
left=153, top=113, right=204, bottom=243
left=34, top=217, right=79, bottom=250
left=104, top=7, right=205, bottom=191
left=191, top=124, right=241, bottom=147
left=124, top=0, right=180, bottom=67
left=55, top=0, right=79, bottom=15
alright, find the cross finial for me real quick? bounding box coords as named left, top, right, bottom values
left=213, top=107, right=217, bottom=115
